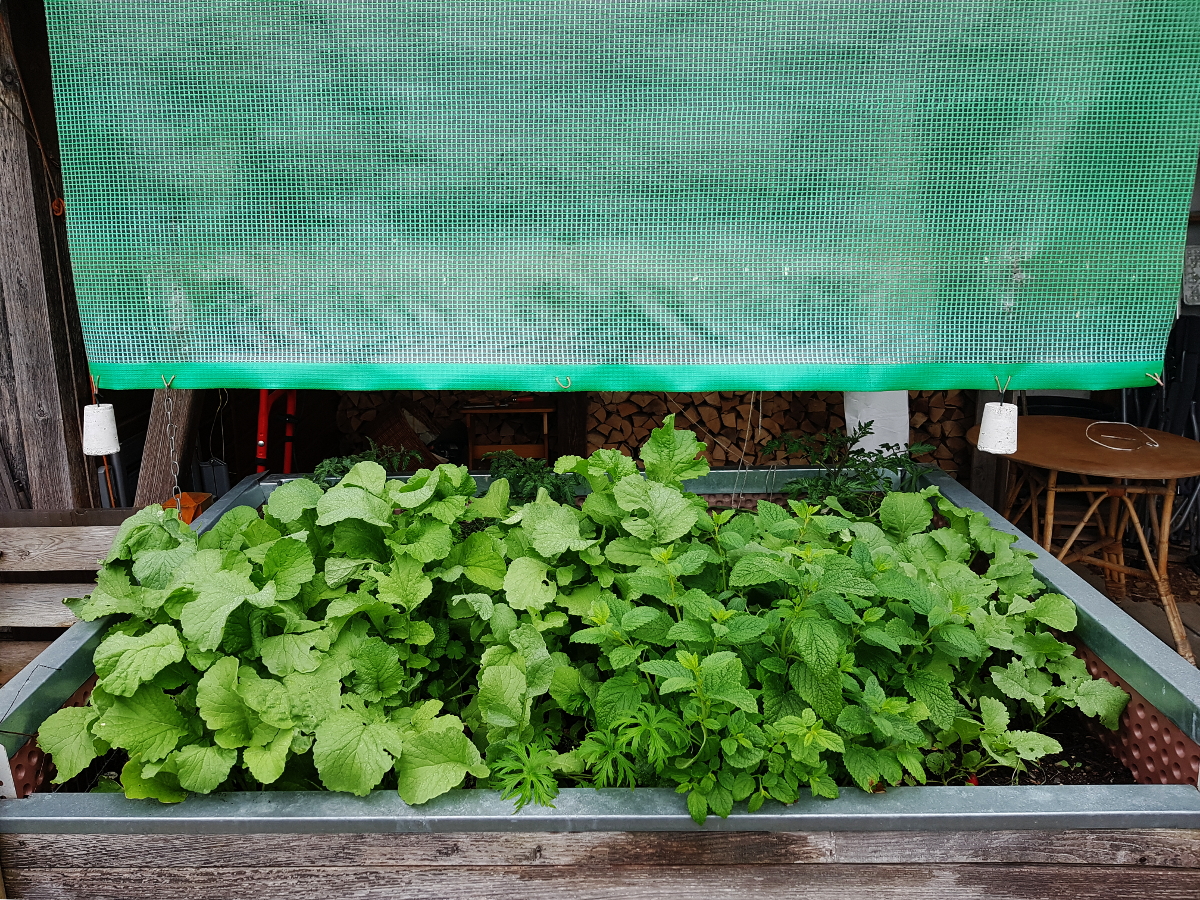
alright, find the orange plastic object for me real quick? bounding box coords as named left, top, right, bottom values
left=10, top=675, right=97, bottom=797
left=1075, top=644, right=1200, bottom=786
left=161, top=491, right=213, bottom=524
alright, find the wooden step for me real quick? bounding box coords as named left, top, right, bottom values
left=0, top=526, right=120, bottom=572
left=0, top=583, right=86, bottom=628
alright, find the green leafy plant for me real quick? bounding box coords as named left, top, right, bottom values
left=483, top=450, right=580, bottom=504
left=763, top=421, right=934, bottom=516
left=40, top=416, right=1127, bottom=823
left=310, top=439, right=423, bottom=484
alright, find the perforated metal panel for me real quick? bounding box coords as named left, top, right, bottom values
left=44, top=1, right=1200, bottom=391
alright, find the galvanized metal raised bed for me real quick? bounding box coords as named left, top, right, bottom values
left=1, top=469, right=1198, bottom=898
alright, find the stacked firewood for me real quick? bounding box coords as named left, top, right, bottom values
left=334, top=389, right=976, bottom=483
left=908, top=390, right=975, bottom=482
left=588, top=390, right=975, bottom=481
left=587, top=392, right=846, bottom=467
left=338, top=391, right=544, bottom=448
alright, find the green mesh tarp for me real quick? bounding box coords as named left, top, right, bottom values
left=45, top=1, right=1200, bottom=392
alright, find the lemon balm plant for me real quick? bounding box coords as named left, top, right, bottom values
left=40, top=417, right=1127, bottom=823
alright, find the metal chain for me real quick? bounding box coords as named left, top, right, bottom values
left=164, top=387, right=181, bottom=502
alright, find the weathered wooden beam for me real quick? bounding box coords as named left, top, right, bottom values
left=0, top=526, right=118, bottom=571
left=556, top=392, right=590, bottom=458
left=2, top=862, right=1197, bottom=900
left=133, top=388, right=201, bottom=506
left=0, top=1, right=93, bottom=509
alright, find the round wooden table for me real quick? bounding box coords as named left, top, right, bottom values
left=968, top=416, right=1200, bottom=665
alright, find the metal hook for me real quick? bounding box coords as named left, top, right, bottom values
left=1146, top=372, right=1166, bottom=387
left=555, top=376, right=572, bottom=390
left=161, top=374, right=176, bottom=389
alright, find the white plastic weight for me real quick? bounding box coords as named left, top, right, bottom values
left=977, top=401, right=1018, bottom=455
left=81, top=403, right=120, bottom=456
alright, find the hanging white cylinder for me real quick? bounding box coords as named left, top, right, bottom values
left=977, top=402, right=1019, bottom=455
left=81, top=404, right=120, bottom=456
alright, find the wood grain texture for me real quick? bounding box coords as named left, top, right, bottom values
left=133, top=388, right=201, bottom=507
left=0, top=583, right=84, bottom=627
left=4, top=830, right=1198, bottom=870
left=0, top=3, right=91, bottom=510
left=0, top=527, right=117, bottom=571
left=6, top=864, right=1199, bottom=900
left=0, top=640, right=53, bottom=686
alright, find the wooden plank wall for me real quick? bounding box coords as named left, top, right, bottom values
left=0, top=1, right=94, bottom=510
left=0, top=0, right=93, bottom=511
left=1, top=829, right=1197, bottom=899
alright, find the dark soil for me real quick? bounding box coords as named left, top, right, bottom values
left=973, top=708, right=1135, bottom=786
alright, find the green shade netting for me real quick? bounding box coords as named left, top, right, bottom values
left=45, top=1, right=1200, bottom=392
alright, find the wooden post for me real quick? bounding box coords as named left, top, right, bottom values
left=556, top=392, right=590, bottom=458
left=134, top=388, right=201, bottom=506
left=969, top=389, right=1001, bottom=507
left=0, top=2, right=93, bottom=509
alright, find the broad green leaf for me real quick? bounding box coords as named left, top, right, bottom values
left=284, top=661, right=344, bottom=728
left=836, top=705, right=875, bottom=736
left=316, top=485, right=393, bottom=528
left=730, top=554, right=800, bottom=588
left=1030, top=593, right=1077, bottom=631
left=615, top=479, right=699, bottom=544
left=1074, top=678, right=1130, bottom=730
left=792, top=618, right=841, bottom=675
left=313, top=708, right=404, bottom=796
left=120, top=756, right=187, bottom=803
left=260, top=632, right=325, bottom=677
left=860, top=626, right=901, bottom=654
left=238, top=669, right=296, bottom=730
left=261, top=538, right=316, bottom=601
left=386, top=469, right=440, bottom=509
left=266, top=478, right=325, bottom=523
left=376, top=555, right=434, bottom=612
left=724, top=615, right=769, bottom=644
left=395, top=727, right=490, bottom=805
left=339, top=460, right=387, bottom=496
left=522, top=498, right=595, bottom=558
left=465, top=478, right=510, bottom=520
left=173, top=743, right=236, bottom=794
left=639, top=658, right=691, bottom=680
left=934, top=624, right=983, bottom=659
left=593, top=674, right=644, bottom=730
left=131, top=540, right=197, bottom=590
left=453, top=593, right=494, bottom=620
left=504, top=556, right=557, bottom=612
left=789, top=660, right=844, bottom=721
left=841, top=744, right=881, bottom=792
left=604, top=537, right=658, bottom=567
left=181, top=570, right=278, bottom=651
left=94, top=624, right=185, bottom=697
left=93, top=685, right=187, bottom=762
left=640, top=415, right=710, bottom=486
left=351, top=637, right=405, bottom=702
left=477, top=665, right=527, bottom=729
left=107, top=505, right=185, bottom=562
left=666, top=619, right=713, bottom=643
left=879, top=493, right=933, bottom=541
left=196, top=656, right=257, bottom=748
left=991, top=660, right=1051, bottom=707
left=197, top=506, right=260, bottom=551
left=448, top=532, right=507, bottom=590
left=243, top=727, right=294, bottom=784
left=903, top=670, right=964, bottom=731
left=38, top=706, right=102, bottom=783
left=978, top=696, right=1010, bottom=735
left=620, top=607, right=659, bottom=633
left=67, top=566, right=161, bottom=621
left=1009, top=731, right=1063, bottom=760
left=549, top=666, right=589, bottom=713
left=392, top=520, right=453, bottom=564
